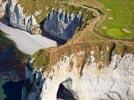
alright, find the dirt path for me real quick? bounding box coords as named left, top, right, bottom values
left=68, top=2, right=101, bottom=31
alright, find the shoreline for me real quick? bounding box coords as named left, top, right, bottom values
left=0, top=22, right=57, bottom=55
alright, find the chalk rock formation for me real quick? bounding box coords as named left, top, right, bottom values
left=0, top=0, right=8, bottom=19
left=7, top=0, right=39, bottom=34
left=37, top=52, right=134, bottom=100
left=43, top=9, right=83, bottom=40
left=24, top=62, right=45, bottom=100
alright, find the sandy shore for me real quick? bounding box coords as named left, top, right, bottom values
left=0, top=22, right=57, bottom=55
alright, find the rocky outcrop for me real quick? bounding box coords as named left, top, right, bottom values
left=0, top=0, right=8, bottom=19
left=43, top=9, right=83, bottom=41
left=24, top=62, right=44, bottom=100
left=30, top=51, right=134, bottom=100
left=7, top=0, right=39, bottom=34
left=2, top=0, right=84, bottom=39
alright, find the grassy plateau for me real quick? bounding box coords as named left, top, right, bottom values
left=96, top=0, right=134, bottom=40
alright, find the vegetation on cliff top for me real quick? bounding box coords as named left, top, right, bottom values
left=19, top=0, right=93, bottom=24
left=32, top=49, right=50, bottom=71
left=32, top=39, right=134, bottom=72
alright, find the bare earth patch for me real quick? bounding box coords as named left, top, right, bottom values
left=73, top=0, right=103, bottom=9
left=102, top=26, right=107, bottom=30
left=108, top=17, right=114, bottom=20
left=122, top=28, right=132, bottom=34
left=106, top=8, right=112, bottom=12
left=86, top=0, right=103, bottom=8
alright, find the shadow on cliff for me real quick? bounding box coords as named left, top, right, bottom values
left=40, top=18, right=67, bottom=45
left=57, top=83, right=76, bottom=100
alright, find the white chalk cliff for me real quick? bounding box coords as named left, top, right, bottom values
left=7, top=0, right=39, bottom=34
left=37, top=52, right=134, bottom=100
left=43, top=9, right=83, bottom=40
left=0, top=0, right=8, bottom=18
left=2, top=0, right=83, bottom=39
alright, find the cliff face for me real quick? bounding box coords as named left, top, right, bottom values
left=43, top=9, right=83, bottom=41
left=39, top=52, right=134, bottom=100
left=1, top=0, right=88, bottom=40
left=0, top=0, right=8, bottom=19
left=29, top=41, right=134, bottom=100
left=23, top=63, right=43, bottom=100
left=1, top=1, right=134, bottom=100
left=7, top=0, right=39, bottom=34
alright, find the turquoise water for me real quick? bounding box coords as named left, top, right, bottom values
left=22, top=87, right=28, bottom=100
left=0, top=78, right=6, bottom=100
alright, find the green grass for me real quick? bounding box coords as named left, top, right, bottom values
left=105, top=28, right=126, bottom=39
left=32, top=49, right=50, bottom=71
left=97, top=0, right=134, bottom=40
